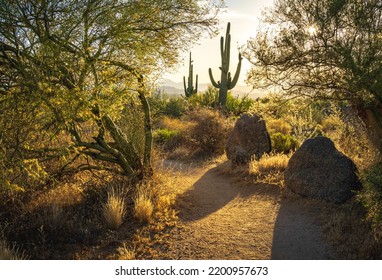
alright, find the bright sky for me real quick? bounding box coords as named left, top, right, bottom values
left=163, top=0, right=275, bottom=87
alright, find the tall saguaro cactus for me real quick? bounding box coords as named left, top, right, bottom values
left=209, top=22, right=242, bottom=107
left=183, top=52, right=198, bottom=98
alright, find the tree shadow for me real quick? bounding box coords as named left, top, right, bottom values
left=177, top=165, right=280, bottom=222
left=271, top=197, right=332, bottom=260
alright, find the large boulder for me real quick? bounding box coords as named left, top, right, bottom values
left=284, top=136, right=361, bottom=203
left=225, top=114, right=271, bottom=164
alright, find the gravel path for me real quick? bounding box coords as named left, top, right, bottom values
left=159, top=161, right=332, bottom=260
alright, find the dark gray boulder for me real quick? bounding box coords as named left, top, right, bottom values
left=284, top=136, right=361, bottom=203
left=225, top=114, right=271, bottom=164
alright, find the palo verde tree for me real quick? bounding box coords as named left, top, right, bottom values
left=209, top=22, right=242, bottom=107
left=244, top=0, right=382, bottom=151
left=0, top=0, right=222, bottom=188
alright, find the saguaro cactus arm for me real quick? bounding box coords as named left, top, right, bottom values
left=195, top=74, right=198, bottom=93
left=228, top=53, right=242, bottom=89
left=208, top=68, right=220, bottom=88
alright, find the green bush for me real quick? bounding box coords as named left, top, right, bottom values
left=149, top=91, right=187, bottom=118
left=359, top=162, right=382, bottom=228
left=188, top=85, right=219, bottom=108
left=189, top=85, right=253, bottom=116
left=270, top=132, right=299, bottom=153
left=153, top=129, right=179, bottom=144
left=226, top=93, right=254, bottom=116
left=163, top=98, right=187, bottom=118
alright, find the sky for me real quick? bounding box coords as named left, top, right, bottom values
left=162, top=0, right=275, bottom=87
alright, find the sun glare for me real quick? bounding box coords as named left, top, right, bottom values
left=307, top=25, right=317, bottom=36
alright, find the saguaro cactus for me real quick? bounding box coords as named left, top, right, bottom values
left=183, top=52, right=198, bottom=98
left=209, top=22, right=242, bottom=107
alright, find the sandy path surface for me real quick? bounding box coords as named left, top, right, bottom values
left=159, top=160, right=332, bottom=260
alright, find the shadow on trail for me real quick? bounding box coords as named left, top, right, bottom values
left=178, top=165, right=280, bottom=222
left=271, top=198, right=332, bottom=260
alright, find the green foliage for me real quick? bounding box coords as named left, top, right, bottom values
left=226, top=93, right=254, bottom=116
left=189, top=85, right=252, bottom=116
left=208, top=22, right=242, bottom=106
left=246, top=0, right=382, bottom=107
left=164, top=98, right=188, bottom=118
left=149, top=91, right=169, bottom=117
left=0, top=0, right=222, bottom=184
left=149, top=91, right=188, bottom=118
left=359, top=162, right=382, bottom=228
left=153, top=129, right=179, bottom=144
left=251, top=94, right=327, bottom=143
left=189, top=85, right=219, bottom=108
left=270, top=133, right=299, bottom=153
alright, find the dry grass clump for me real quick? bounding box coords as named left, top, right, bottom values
left=117, top=243, right=136, bottom=260
left=42, top=203, right=66, bottom=230
left=134, top=184, right=154, bottom=223
left=157, top=116, right=191, bottom=132
left=251, top=153, right=290, bottom=174
left=250, top=153, right=290, bottom=184
left=0, top=239, right=27, bottom=260
left=102, top=187, right=126, bottom=230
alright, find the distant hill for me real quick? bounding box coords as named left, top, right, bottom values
left=158, top=78, right=267, bottom=99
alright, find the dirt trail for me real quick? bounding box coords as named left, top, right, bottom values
left=160, top=160, right=332, bottom=260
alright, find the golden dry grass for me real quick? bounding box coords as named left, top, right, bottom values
left=134, top=185, right=154, bottom=223
left=266, top=118, right=292, bottom=135
left=249, top=153, right=290, bottom=184
left=102, top=188, right=126, bottom=230
left=157, top=116, right=194, bottom=132
left=0, top=239, right=27, bottom=260
left=117, top=243, right=136, bottom=260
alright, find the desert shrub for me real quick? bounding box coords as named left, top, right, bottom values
left=270, top=132, right=299, bottom=153
left=149, top=90, right=168, bottom=117
left=184, top=108, right=231, bottom=158
left=102, top=188, right=126, bottom=230
left=189, top=85, right=253, bottom=116
left=153, top=129, right=179, bottom=144
left=155, top=109, right=231, bottom=159
left=149, top=91, right=188, bottom=118
left=266, top=119, right=292, bottom=135
left=163, top=98, right=188, bottom=118
left=225, top=93, right=254, bottom=116
left=134, top=184, right=154, bottom=223
left=359, top=162, right=382, bottom=230
left=156, top=116, right=189, bottom=131
left=322, top=115, right=342, bottom=132
left=188, top=85, right=219, bottom=108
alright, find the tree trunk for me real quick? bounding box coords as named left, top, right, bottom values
left=354, top=105, right=382, bottom=154
left=138, top=91, right=153, bottom=177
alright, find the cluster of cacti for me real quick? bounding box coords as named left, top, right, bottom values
left=183, top=52, right=198, bottom=98
left=209, top=22, right=242, bottom=107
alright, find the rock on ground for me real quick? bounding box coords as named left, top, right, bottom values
left=284, top=136, right=361, bottom=203
left=226, top=114, right=271, bottom=164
